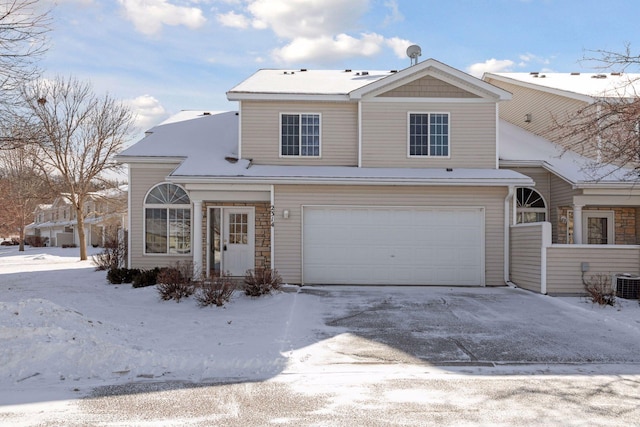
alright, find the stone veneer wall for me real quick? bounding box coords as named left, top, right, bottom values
left=556, top=206, right=637, bottom=245
left=201, top=202, right=271, bottom=275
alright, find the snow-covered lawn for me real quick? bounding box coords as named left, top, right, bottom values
left=2, top=245, right=640, bottom=425
left=0, top=246, right=325, bottom=406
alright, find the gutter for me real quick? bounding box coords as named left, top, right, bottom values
left=167, top=176, right=534, bottom=187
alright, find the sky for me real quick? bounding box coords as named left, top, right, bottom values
left=38, top=0, right=640, bottom=136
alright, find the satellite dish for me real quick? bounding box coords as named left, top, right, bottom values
left=406, top=44, right=422, bottom=65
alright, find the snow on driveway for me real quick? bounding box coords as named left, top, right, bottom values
left=1, top=245, right=640, bottom=424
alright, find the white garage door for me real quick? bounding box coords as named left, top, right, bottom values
left=303, top=206, right=484, bottom=286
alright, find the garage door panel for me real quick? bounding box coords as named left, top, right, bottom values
left=303, top=207, right=484, bottom=286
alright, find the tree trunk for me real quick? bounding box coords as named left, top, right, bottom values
left=76, top=209, right=87, bottom=260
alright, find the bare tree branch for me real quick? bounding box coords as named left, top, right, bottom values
left=19, top=75, right=135, bottom=260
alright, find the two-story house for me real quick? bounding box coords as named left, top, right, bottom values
left=26, top=186, right=128, bottom=248
left=116, top=59, right=535, bottom=286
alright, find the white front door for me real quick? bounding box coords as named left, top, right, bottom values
left=223, top=208, right=255, bottom=276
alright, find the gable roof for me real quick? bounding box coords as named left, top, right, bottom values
left=227, top=59, right=511, bottom=102
left=485, top=72, right=640, bottom=102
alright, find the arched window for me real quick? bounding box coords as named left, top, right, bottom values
left=144, top=183, right=191, bottom=254
left=516, top=187, right=547, bottom=224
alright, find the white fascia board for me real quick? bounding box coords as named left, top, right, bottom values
left=500, top=159, right=577, bottom=186
left=351, top=59, right=512, bottom=101
left=364, top=97, right=494, bottom=104
left=167, top=175, right=534, bottom=187
left=114, top=155, right=185, bottom=164
left=484, top=73, right=594, bottom=103
left=226, top=92, right=350, bottom=102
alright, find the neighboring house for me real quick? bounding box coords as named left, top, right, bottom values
left=116, top=59, right=535, bottom=287
left=26, top=186, right=128, bottom=247
left=483, top=72, right=640, bottom=294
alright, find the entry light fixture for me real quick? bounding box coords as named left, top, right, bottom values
left=283, top=210, right=290, bottom=219
left=524, top=113, right=532, bottom=123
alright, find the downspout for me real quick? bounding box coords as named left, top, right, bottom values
left=357, top=100, right=362, bottom=168
left=504, top=185, right=515, bottom=286
left=127, top=165, right=132, bottom=269
left=270, top=184, right=275, bottom=270
left=237, top=105, right=242, bottom=159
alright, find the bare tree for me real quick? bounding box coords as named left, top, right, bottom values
left=549, top=46, right=640, bottom=177
left=0, top=143, right=51, bottom=250
left=0, top=0, right=51, bottom=148
left=21, top=75, right=135, bottom=260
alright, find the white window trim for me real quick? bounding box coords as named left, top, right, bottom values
left=279, top=112, right=322, bottom=158
left=407, top=112, right=451, bottom=159
left=515, top=187, right=548, bottom=224
left=566, top=210, right=615, bottom=245
left=143, top=183, right=192, bottom=256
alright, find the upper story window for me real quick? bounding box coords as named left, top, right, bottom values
left=408, top=113, right=449, bottom=157
left=281, top=113, right=321, bottom=157
left=516, top=187, right=547, bottom=223
left=144, top=183, right=191, bottom=255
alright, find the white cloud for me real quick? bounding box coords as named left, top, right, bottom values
left=216, top=11, right=250, bottom=29
left=272, top=33, right=385, bottom=64
left=467, top=59, right=515, bottom=77
left=247, top=0, right=369, bottom=39
left=383, top=0, right=403, bottom=26
left=385, top=37, right=413, bottom=59
left=118, top=0, right=206, bottom=36
left=127, top=94, right=169, bottom=131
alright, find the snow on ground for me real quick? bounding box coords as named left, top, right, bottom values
left=0, top=245, right=324, bottom=405
left=1, top=244, right=640, bottom=410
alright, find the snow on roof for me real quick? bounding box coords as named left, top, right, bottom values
left=117, top=111, right=240, bottom=160
left=158, top=110, right=227, bottom=126
left=499, top=120, right=636, bottom=184
left=227, top=69, right=394, bottom=96
left=488, top=72, right=640, bottom=100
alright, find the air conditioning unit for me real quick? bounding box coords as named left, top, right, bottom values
left=612, top=274, right=640, bottom=300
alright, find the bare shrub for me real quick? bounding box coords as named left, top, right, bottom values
left=243, top=268, right=282, bottom=297
left=92, top=235, right=126, bottom=271
left=196, top=275, right=237, bottom=307
left=157, top=265, right=194, bottom=302
left=584, top=273, right=616, bottom=306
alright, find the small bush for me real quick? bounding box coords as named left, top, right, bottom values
left=92, top=236, right=127, bottom=271
left=157, top=266, right=194, bottom=302
left=584, top=274, right=616, bottom=306
left=196, top=275, right=236, bottom=307
left=24, top=236, right=48, bottom=247
left=243, top=268, right=282, bottom=297
left=106, top=267, right=141, bottom=284
left=132, top=268, right=160, bottom=288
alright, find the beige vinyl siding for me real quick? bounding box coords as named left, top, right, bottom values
left=360, top=101, right=497, bottom=168
left=378, top=75, right=480, bottom=98
left=546, top=246, right=640, bottom=294
left=273, top=185, right=507, bottom=286
left=550, top=174, right=578, bottom=242
left=486, top=78, right=597, bottom=158
left=240, top=101, right=358, bottom=166
left=128, top=162, right=192, bottom=270
left=509, top=224, right=545, bottom=293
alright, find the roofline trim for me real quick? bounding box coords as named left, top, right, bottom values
left=483, top=73, right=595, bottom=103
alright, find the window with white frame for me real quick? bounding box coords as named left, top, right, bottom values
left=144, top=183, right=191, bottom=254
left=281, top=113, right=320, bottom=157
left=408, top=113, right=449, bottom=157
left=516, top=187, right=546, bottom=223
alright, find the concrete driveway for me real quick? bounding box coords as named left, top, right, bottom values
left=296, top=285, right=640, bottom=368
